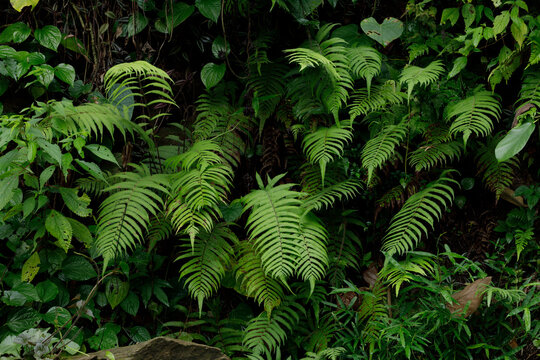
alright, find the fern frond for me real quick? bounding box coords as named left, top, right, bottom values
left=301, top=347, right=346, bottom=360
left=347, top=46, right=381, bottom=96
left=517, top=68, right=540, bottom=108
left=95, top=166, right=169, bottom=268
left=476, top=136, right=518, bottom=199
left=194, top=88, right=231, bottom=140
left=243, top=301, right=305, bottom=356
left=168, top=163, right=232, bottom=243
left=296, top=212, right=329, bottom=293
left=76, top=172, right=114, bottom=196
left=303, top=126, right=353, bottom=185
left=361, top=124, right=407, bottom=184
left=303, top=179, right=363, bottom=211
left=236, top=241, right=285, bottom=314
left=242, top=173, right=304, bottom=280
left=164, top=140, right=223, bottom=170
left=177, top=223, right=237, bottom=311
left=409, top=140, right=463, bottom=172
left=381, top=171, right=458, bottom=256
left=514, top=227, right=534, bottom=260
left=104, top=60, right=175, bottom=110
left=399, top=60, right=444, bottom=102
left=380, top=251, right=436, bottom=295
left=446, top=89, right=501, bottom=146
left=300, top=161, right=348, bottom=194
left=147, top=212, right=173, bottom=250
left=357, top=282, right=388, bottom=342
left=349, top=82, right=405, bottom=121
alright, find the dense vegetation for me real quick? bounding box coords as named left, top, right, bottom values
left=0, top=0, right=539, bottom=359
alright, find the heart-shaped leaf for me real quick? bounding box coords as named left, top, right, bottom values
left=200, top=62, right=225, bottom=89
left=360, top=17, right=403, bottom=47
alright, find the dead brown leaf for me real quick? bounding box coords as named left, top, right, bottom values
left=447, top=277, right=492, bottom=318
left=363, top=264, right=379, bottom=288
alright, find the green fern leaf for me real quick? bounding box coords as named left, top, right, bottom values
left=303, top=179, right=363, bottom=211
left=476, top=135, right=518, bottom=199
left=381, top=171, right=458, bottom=256
left=446, top=89, right=501, bottom=146
left=296, top=212, right=329, bottom=293
left=243, top=301, right=305, bottom=356
left=303, top=126, right=353, bottom=185
left=95, top=166, right=169, bottom=268
left=361, top=124, right=407, bottom=184
left=236, top=242, right=285, bottom=314
left=517, top=69, right=540, bottom=108
left=399, top=60, right=444, bottom=102
left=349, top=81, right=405, bottom=121
left=347, top=46, right=381, bottom=96
left=242, top=173, right=304, bottom=280
left=409, top=137, right=463, bottom=172
left=514, top=227, right=533, bottom=260
left=380, top=251, right=436, bottom=295
left=177, top=223, right=237, bottom=312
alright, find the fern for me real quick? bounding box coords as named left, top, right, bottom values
left=446, top=89, right=501, bottom=146
left=476, top=136, right=518, bottom=199
left=94, top=166, right=169, bottom=268
left=296, top=212, right=329, bottom=293
left=409, top=136, right=463, bottom=172
left=514, top=227, right=534, bottom=260
left=380, top=251, right=436, bottom=295
left=302, top=125, right=353, bottom=185
left=381, top=171, right=458, bottom=256
left=347, top=46, right=381, bottom=96
left=236, top=242, right=285, bottom=314
left=349, top=81, right=405, bottom=121
left=399, top=60, right=444, bottom=102
left=242, top=173, right=303, bottom=280
left=301, top=347, right=346, bottom=360
left=303, top=179, right=363, bottom=211
left=243, top=301, right=305, bottom=356
left=357, top=282, right=388, bottom=342
left=361, top=123, right=407, bottom=184
left=517, top=68, right=540, bottom=108
left=177, top=223, right=237, bottom=311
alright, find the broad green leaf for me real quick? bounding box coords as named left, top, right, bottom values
left=36, top=138, right=62, bottom=165
left=0, top=77, right=9, bottom=97
left=88, top=324, right=120, bottom=351
left=1, top=291, right=27, bottom=306
left=128, top=326, right=150, bottom=342
left=360, top=17, right=403, bottom=47
left=211, top=36, right=230, bottom=58
left=75, top=159, right=107, bottom=182
left=62, top=255, right=97, bottom=281
left=136, top=0, right=155, bottom=11
left=493, top=11, right=510, bottom=36
left=0, top=174, right=19, bottom=211
left=34, top=25, right=62, bottom=51
left=125, top=13, right=149, bottom=37
left=200, top=62, right=225, bottom=89
left=10, top=0, right=39, bottom=12
left=7, top=309, right=41, bottom=333
left=523, top=307, right=531, bottom=332
left=85, top=144, right=120, bottom=166
left=21, top=252, right=40, bottom=283
left=22, top=197, right=35, bottom=218
left=43, top=306, right=71, bottom=328
left=448, top=56, right=467, bottom=78
left=54, top=63, right=75, bottom=85
left=510, top=18, right=528, bottom=48
left=0, top=45, right=16, bottom=58
left=61, top=35, right=88, bottom=56
left=441, top=8, right=459, bottom=26
left=0, top=58, right=28, bottom=80
left=67, top=218, right=93, bottom=246
left=155, top=2, right=194, bottom=34
left=462, top=4, right=475, bottom=28
left=39, top=165, right=56, bottom=190
left=0, top=22, right=31, bottom=43
left=495, top=122, right=535, bottom=162
left=195, top=0, right=221, bottom=23
left=46, top=210, right=73, bottom=252
left=28, top=64, right=54, bottom=88
left=120, top=292, right=140, bottom=316
left=58, top=187, right=92, bottom=217
left=106, top=277, right=129, bottom=309
left=36, top=280, right=58, bottom=302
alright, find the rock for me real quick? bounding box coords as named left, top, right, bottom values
left=69, top=336, right=230, bottom=360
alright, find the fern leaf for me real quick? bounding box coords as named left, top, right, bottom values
left=361, top=124, right=407, bottom=184
left=349, top=82, right=405, bottom=121
left=399, top=60, right=444, bottom=102
left=303, top=126, right=353, bottom=185
left=347, top=46, right=381, bottom=96
left=380, top=251, right=436, bottom=295
left=242, top=173, right=304, bottom=280
left=409, top=140, right=463, bottom=172
left=476, top=136, right=518, bottom=199
left=95, top=167, right=168, bottom=268
left=236, top=242, right=285, bottom=314
left=357, top=282, right=388, bottom=342
left=177, top=223, right=237, bottom=312
left=296, top=212, right=329, bottom=293
left=514, top=227, right=533, bottom=260
left=517, top=69, right=540, bottom=108
left=381, top=171, right=458, bottom=256
left=303, top=179, right=363, bottom=211
left=243, top=301, right=305, bottom=356
left=164, top=140, right=223, bottom=170
left=446, top=89, right=501, bottom=146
